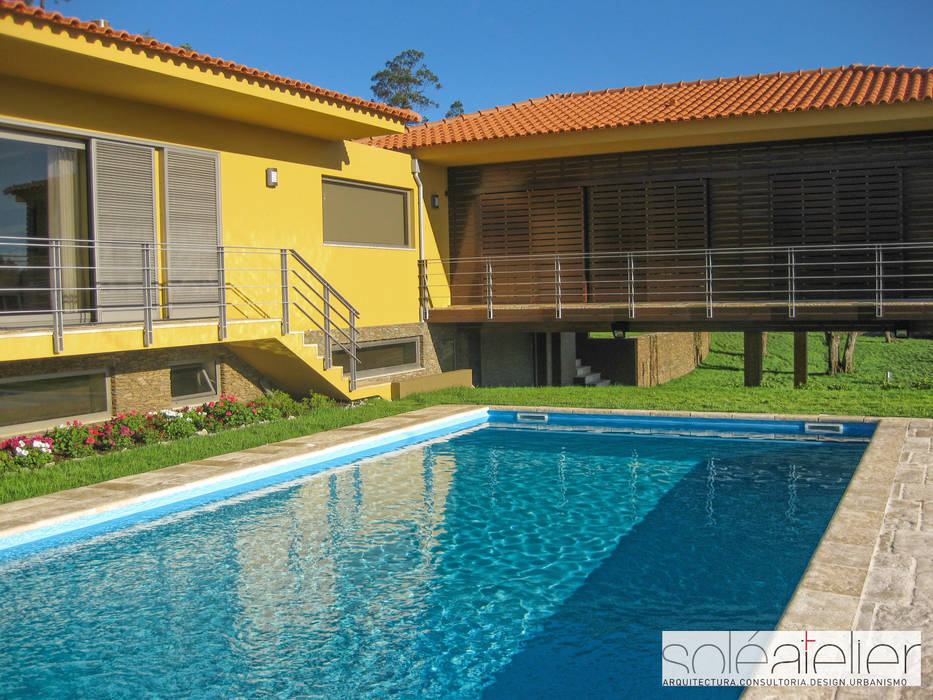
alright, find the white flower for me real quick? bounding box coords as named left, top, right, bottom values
left=160, top=409, right=180, bottom=418
left=14, top=447, right=27, bottom=457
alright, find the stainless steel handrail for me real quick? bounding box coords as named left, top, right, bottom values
left=0, top=237, right=360, bottom=392
left=418, top=241, right=933, bottom=320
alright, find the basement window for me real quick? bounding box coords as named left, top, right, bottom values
left=0, top=370, right=109, bottom=433
left=332, top=338, right=420, bottom=378
left=322, top=178, right=410, bottom=248
left=170, top=362, right=218, bottom=402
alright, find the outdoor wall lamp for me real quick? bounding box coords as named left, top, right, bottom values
left=266, top=167, right=278, bottom=188
left=431, top=194, right=440, bottom=209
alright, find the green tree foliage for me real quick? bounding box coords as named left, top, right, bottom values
left=445, top=100, right=465, bottom=118
left=371, top=49, right=442, bottom=115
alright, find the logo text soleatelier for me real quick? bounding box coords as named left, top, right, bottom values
left=662, top=631, right=921, bottom=687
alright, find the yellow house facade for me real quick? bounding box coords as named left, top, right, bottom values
left=4, top=2, right=933, bottom=436
left=0, top=2, right=454, bottom=436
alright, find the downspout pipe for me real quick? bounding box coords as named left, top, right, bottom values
left=411, top=157, right=427, bottom=321
left=411, top=156, right=425, bottom=260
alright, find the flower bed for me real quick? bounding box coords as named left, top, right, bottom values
left=0, top=391, right=332, bottom=474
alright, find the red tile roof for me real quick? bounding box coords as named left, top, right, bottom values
left=0, top=1, right=419, bottom=124
left=371, top=65, right=933, bottom=150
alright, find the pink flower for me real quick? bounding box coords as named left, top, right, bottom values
left=225, top=411, right=232, bottom=416
left=85, top=437, right=95, bottom=445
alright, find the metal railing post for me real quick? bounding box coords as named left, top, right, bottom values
left=554, top=256, right=562, bottom=319
left=349, top=309, right=359, bottom=393
left=626, top=252, right=636, bottom=318
left=216, top=245, right=227, bottom=341
left=705, top=250, right=714, bottom=318
left=875, top=245, right=884, bottom=318
left=787, top=247, right=797, bottom=319
left=51, top=240, right=64, bottom=354
left=141, top=243, right=153, bottom=347
left=280, top=249, right=290, bottom=335
left=323, top=286, right=332, bottom=369
left=484, top=257, right=494, bottom=320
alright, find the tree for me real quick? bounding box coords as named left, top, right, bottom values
left=445, top=100, right=465, bottom=119
left=371, top=49, right=442, bottom=115
left=825, top=331, right=860, bottom=374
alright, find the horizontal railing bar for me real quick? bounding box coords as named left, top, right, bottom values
left=423, top=241, right=933, bottom=265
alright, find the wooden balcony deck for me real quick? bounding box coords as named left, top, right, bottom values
left=425, top=300, right=933, bottom=332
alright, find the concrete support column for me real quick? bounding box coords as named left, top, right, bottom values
left=743, top=331, right=764, bottom=387
left=794, top=331, right=808, bottom=388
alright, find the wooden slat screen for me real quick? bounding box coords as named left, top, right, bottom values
left=448, top=130, right=933, bottom=308
left=451, top=187, right=584, bottom=305
left=588, top=179, right=707, bottom=302
left=164, top=148, right=221, bottom=319
left=770, top=168, right=904, bottom=301
left=92, top=140, right=157, bottom=322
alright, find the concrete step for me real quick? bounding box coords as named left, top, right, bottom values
left=573, top=356, right=612, bottom=386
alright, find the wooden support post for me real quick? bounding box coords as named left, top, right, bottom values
left=744, top=331, right=764, bottom=387
left=794, top=331, right=808, bottom=388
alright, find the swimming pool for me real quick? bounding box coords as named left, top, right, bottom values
left=0, top=410, right=870, bottom=697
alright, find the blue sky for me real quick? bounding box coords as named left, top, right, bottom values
left=54, top=0, right=933, bottom=122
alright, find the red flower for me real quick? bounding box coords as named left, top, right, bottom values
left=85, top=437, right=95, bottom=445
left=225, top=411, right=232, bottom=416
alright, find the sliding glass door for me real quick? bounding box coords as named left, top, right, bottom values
left=0, top=130, right=90, bottom=325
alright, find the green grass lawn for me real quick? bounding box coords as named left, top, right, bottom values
left=421, top=332, right=933, bottom=416
left=1, top=332, right=930, bottom=504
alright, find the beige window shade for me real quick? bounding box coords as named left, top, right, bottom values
left=323, top=179, right=409, bottom=247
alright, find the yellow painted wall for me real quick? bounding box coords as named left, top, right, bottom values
left=0, top=72, right=442, bottom=354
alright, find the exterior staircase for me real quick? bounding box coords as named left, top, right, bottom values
left=573, top=358, right=611, bottom=387
left=226, top=332, right=391, bottom=402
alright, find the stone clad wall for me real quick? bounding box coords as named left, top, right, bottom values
left=577, top=332, right=710, bottom=387
left=0, top=345, right=265, bottom=420
left=305, top=322, right=443, bottom=387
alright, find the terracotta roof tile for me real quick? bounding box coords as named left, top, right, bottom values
left=0, top=1, right=418, bottom=124
left=369, top=65, right=933, bottom=150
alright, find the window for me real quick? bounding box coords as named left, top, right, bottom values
left=322, top=178, right=410, bottom=248
left=333, top=338, right=420, bottom=378
left=0, top=370, right=109, bottom=430
left=0, top=129, right=90, bottom=319
left=170, top=362, right=218, bottom=402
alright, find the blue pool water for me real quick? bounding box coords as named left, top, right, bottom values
left=0, top=416, right=867, bottom=698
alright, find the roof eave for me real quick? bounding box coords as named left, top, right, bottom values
left=396, top=101, right=933, bottom=166
left=0, top=6, right=414, bottom=139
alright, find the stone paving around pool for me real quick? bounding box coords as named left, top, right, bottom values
left=0, top=406, right=927, bottom=699
left=744, top=416, right=931, bottom=700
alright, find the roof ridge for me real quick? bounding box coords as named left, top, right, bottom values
left=0, top=0, right=418, bottom=123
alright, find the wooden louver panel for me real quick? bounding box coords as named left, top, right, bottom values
left=474, top=188, right=585, bottom=305
left=164, top=149, right=221, bottom=319
left=92, top=140, right=157, bottom=322
left=588, top=179, right=708, bottom=303
left=770, top=168, right=904, bottom=301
